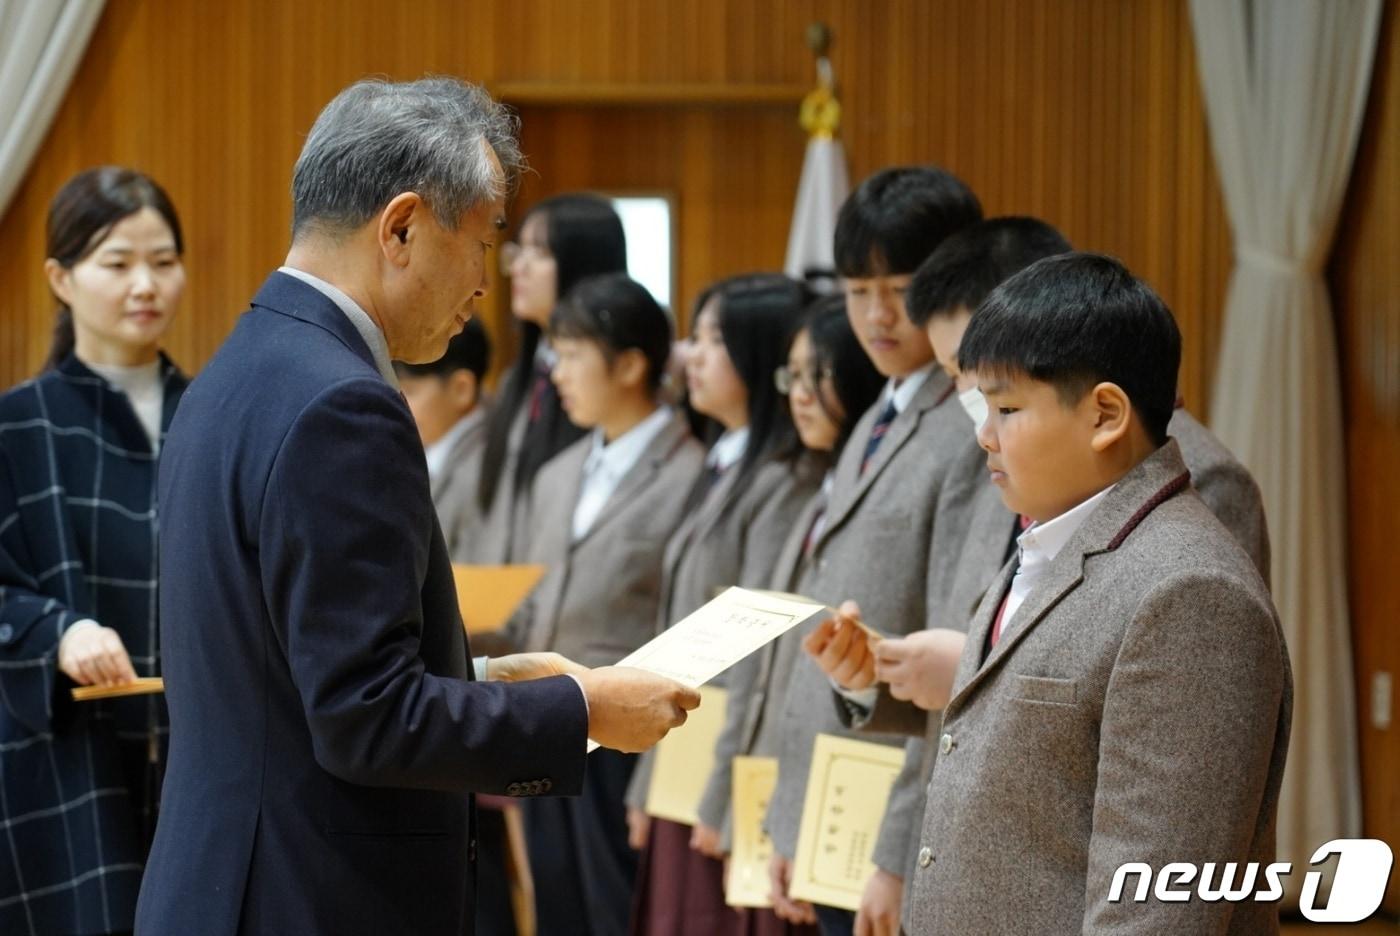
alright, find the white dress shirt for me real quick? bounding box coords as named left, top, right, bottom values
left=998, top=484, right=1116, bottom=638
left=880, top=362, right=937, bottom=416
left=278, top=265, right=398, bottom=389
left=706, top=426, right=750, bottom=472
left=424, top=409, right=486, bottom=484
left=571, top=406, right=672, bottom=541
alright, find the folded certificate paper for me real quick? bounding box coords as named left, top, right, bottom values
left=644, top=685, right=728, bottom=825
left=725, top=755, right=780, bottom=908
left=587, top=587, right=829, bottom=752
left=451, top=563, right=546, bottom=634
left=788, top=733, right=905, bottom=911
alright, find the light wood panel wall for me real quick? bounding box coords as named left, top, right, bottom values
left=1331, top=2, right=1400, bottom=915
left=0, top=1, right=1395, bottom=908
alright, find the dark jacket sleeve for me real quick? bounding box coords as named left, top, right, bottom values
left=0, top=452, right=83, bottom=735
left=258, top=378, right=589, bottom=794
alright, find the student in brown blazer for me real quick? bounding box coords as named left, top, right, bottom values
left=691, top=295, right=885, bottom=935
left=478, top=275, right=700, bottom=936
left=395, top=317, right=492, bottom=558
left=808, top=219, right=1275, bottom=934
left=907, top=253, right=1290, bottom=934
left=761, top=167, right=982, bottom=936
left=626, top=274, right=822, bottom=936
left=453, top=194, right=626, bottom=563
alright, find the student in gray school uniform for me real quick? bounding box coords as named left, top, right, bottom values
left=691, top=295, right=884, bottom=936
left=454, top=194, right=627, bottom=563
left=395, top=317, right=492, bottom=558
left=496, top=274, right=705, bottom=936
left=626, top=274, right=823, bottom=936
left=761, top=167, right=982, bottom=936
left=806, top=218, right=1273, bottom=935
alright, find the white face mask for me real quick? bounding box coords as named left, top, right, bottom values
left=958, top=385, right=988, bottom=432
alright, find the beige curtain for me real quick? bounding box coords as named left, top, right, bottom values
left=1188, top=0, right=1381, bottom=890
left=0, top=0, right=105, bottom=218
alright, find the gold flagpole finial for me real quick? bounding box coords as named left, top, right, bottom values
left=800, top=22, right=840, bottom=140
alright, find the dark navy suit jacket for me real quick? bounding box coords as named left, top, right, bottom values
left=136, top=273, right=588, bottom=935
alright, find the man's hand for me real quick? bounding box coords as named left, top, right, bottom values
left=855, top=868, right=904, bottom=936
left=690, top=822, right=725, bottom=859
left=627, top=807, right=652, bottom=851
left=769, top=853, right=818, bottom=925
left=486, top=651, right=586, bottom=682
left=872, top=629, right=967, bottom=711
left=803, top=600, right=877, bottom=691
left=58, top=621, right=137, bottom=687
left=575, top=667, right=701, bottom=753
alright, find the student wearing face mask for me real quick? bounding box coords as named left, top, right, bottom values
left=626, top=274, right=823, bottom=936
left=495, top=274, right=705, bottom=936
left=690, top=294, right=883, bottom=936
left=455, top=194, right=628, bottom=564
left=805, top=217, right=1272, bottom=936
left=0, top=167, right=189, bottom=936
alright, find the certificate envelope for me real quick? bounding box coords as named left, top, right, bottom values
left=725, top=755, right=779, bottom=908
left=451, top=563, right=546, bottom=634
left=643, top=684, right=728, bottom=825
left=788, top=733, right=905, bottom=911
left=588, top=587, right=828, bottom=752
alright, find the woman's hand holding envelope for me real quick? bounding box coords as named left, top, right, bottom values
left=802, top=600, right=878, bottom=691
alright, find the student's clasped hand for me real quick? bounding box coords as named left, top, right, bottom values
left=803, top=600, right=878, bottom=690
left=873, top=629, right=966, bottom=711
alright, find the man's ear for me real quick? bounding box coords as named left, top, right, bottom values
left=1087, top=382, right=1132, bottom=453
left=377, top=193, right=423, bottom=267
left=44, top=259, right=73, bottom=307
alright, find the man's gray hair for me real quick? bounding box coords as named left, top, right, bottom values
left=291, top=76, right=522, bottom=238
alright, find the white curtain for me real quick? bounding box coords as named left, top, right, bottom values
left=0, top=0, right=106, bottom=219
left=1189, top=0, right=1381, bottom=890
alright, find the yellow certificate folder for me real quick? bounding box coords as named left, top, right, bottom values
left=644, top=684, right=728, bottom=825
left=725, top=755, right=779, bottom=909
left=451, top=564, right=546, bottom=635
left=788, top=733, right=904, bottom=911
left=72, top=677, right=165, bottom=701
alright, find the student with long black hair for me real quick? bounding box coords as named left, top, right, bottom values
left=0, top=167, right=189, bottom=936
left=626, top=274, right=823, bottom=936
left=499, top=273, right=706, bottom=936
left=453, top=193, right=627, bottom=563
left=693, top=294, right=885, bottom=936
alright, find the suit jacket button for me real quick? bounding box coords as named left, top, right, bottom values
left=939, top=733, right=954, bottom=754
left=918, top=847, right=934, bottom=868
left=0, top=624, right=12, bottom=642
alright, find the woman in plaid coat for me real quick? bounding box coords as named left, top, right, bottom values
left=0, top=168, right=188, bottom=936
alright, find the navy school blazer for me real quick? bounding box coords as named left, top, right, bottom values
left=136, top=272, right=588, bottom=936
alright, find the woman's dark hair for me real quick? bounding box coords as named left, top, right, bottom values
left=795, top=294, right=886, bottom=459
left=550, top=274, right=672, bottom=394
left=477, top=194, right=627, bottom=512
left=694, top=273, right=810, bottom=492
left=43, top=167, right=184, bottom=372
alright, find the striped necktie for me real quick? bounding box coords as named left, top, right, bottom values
left=860, top=400, right=898, bottom=476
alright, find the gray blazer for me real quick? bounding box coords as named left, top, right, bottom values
left=694, top=485, right=827, bottom=834
left=430, top=407, right=489, bottom=559
left=504, top=414, right=705, bottom=668
left=624, top=451, right=822, bottom=810
left=861, top=406, right=1275, bottom=883
left=449, top=402, right=533, bottom=564
left=906, top=440, right=1291, bottom=935
left=763, top=371, right=969, bottom=860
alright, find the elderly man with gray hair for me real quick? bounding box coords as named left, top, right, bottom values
left=135, top=77, right=699, bottom=936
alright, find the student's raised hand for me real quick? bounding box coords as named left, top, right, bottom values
left=690, top=822, right=725, bottom=859
left=486, top=651, right=587, bottom=682
left=872, top=629, right=967, bottom=711
left=855, top=868, right=904, bottom=936
left=769, top=853, right=818, bottom=925
left=576, top=666, right=701, bottom=754
left=626, top=807, right=651, bottom=851
left=58, top=621, right=138, bottom=688
left=803, top=600, right=877, bottom=690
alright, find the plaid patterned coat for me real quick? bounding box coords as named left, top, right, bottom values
left=0, top=353, right=186, bottom=936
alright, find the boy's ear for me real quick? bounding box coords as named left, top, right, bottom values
left=1087, top=382, right=1133, bottom=453
left=614, top=348, right=649, bottom=389
left=447, top=369, right=479, bottom=411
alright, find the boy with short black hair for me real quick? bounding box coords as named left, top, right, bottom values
left=906, top=253, right=1290, bottom=933
left=394, top=317, right=492, bottom=556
